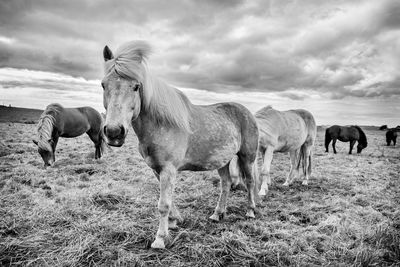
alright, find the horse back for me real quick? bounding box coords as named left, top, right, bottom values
left=327, top=125, right=358, bottom=142
left=57, top=107, right=100, bottom=137
left=256, top=108, right=311, bottom=152
left=181, top=102, right=259, bottom=170
left=77, top=107, right=103, bottom=130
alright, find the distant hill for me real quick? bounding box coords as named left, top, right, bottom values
left=0, top=105, right=43, bottom=123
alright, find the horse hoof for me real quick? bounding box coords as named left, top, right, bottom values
left=210, top=212, right=225, bottom=222
left=246, top=209, right=255, bottom=219
left=302, top=181, right=308, bottom=185
left=258, top=189, right=266, bottom=196
left=209, top=213, right=220, bottom=222
left=151, top=238, right=165, bottom=249
left=282, top=182, right=289, bottom=186
left=168, top=219, right=179, bottom=229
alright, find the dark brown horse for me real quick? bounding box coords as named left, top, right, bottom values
left=33, top=103, right=105, bottom=167
left=386, top=129, right=398, bottom=146
left=325, top=125, right=367, bottom=154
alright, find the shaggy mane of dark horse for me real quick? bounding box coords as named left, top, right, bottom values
left=325, top=125, right=367, bottom=154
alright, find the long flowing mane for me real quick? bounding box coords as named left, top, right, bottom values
left=104, top=41, right=192, bottom=131
left=353, top=125, right=367, bottom=146
left=37, top=104, right=61, bottom=151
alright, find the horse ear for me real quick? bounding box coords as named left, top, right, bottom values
left=32, top=139, right=38, bottom=146
left=103, top=45, right=114, bottom=62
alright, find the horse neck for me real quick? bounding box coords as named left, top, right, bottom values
left=140, top=73, right=193, bottom=132
left=355, top=127, right=366, bottom=144
left=131, top=110, right=163, bottom=141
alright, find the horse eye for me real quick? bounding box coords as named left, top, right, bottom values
left=101, top=82, right=105, bottom=90
left=133, top=83, right=140, bottom=91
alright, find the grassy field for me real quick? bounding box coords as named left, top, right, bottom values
left=0, top=110, right=399, bottom=266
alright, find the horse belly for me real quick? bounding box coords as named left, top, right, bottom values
left=182, top=113, right=241, bottom=171
left=61, top=115, right=91, bottom=137
left=275, top=134, right=304, bottom=152
left=182, top=143, right=239, bottom=171
left=275, top=124, right=307, bottom=152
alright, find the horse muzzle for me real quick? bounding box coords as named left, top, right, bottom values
left=103, top=124, right=126, bottom=147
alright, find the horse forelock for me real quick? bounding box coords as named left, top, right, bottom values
left=37, top=114, right=55, bottom=151
left=104, top=40, right=151, bottom=80
left=104, top=40, right=192, bottom=132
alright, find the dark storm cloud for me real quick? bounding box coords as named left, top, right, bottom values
left=0, top=0, right=400, bottom=101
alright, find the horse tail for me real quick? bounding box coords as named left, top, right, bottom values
left=229, top=154, right=260, bottom=199
left=296, top=145, right=307, bottom=176
left=229, top=155, right=241, bottom=186
left=308, top=151, right=312, bottom=177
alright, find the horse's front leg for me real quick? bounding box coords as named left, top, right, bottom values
left=152, top=171, right=182, bottom=229
left=51, top=135, right=59, bottom=163
left=259, top=148, right=273, bottom=196
left=349, top=140, right=356, bottom=154
left=332, top=139, right=337, bottom=154
left=151, top=164, right=176, bottom=249
left=210, top=164, right=232, bottom=221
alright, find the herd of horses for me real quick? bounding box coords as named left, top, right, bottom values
left=30, top=41, right=396, bottom=249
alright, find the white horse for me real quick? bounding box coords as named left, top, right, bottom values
left=101, top=41, right=259, bottom=249
left=230, top=106, right=317, bottom=196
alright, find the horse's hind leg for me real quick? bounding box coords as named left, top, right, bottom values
left=283, top=149, right=299, bottom=186
left=259, top=147, right=273, bottom=196
left=238, top=155, right=256, bottom=218
left=394, top=137, right=397, bottom=146
left=87, top=131, right=101, bottom=159
left=153, top=171, right=182, bottom=228
left=210, top=164, right=232, bottom=222
left=302, top=146, right=312, bottom=185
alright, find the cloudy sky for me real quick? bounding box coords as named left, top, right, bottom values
left=1, top=0, right=399, bottom=125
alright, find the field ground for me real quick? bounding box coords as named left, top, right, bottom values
left=0, top=110, right=399, bottom=266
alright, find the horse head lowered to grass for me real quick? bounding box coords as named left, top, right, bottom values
left=101, top=41, right=259, bottom=249
left=33, top=103, right=106, bottom=167
left=325, top=125, right=368, bottom=154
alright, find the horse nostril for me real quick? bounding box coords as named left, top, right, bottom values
left=103, top=126, right=108, bottom=135
left=120, top=126, right=125, bottom=137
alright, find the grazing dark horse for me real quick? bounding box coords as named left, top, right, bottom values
left=386, top=129, right=398, bottom=146
left=101, top=41, right=259, bottom=249
left=325, top=125, right=368, bottom=154
left=33, top=103, right=105, bottom=167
